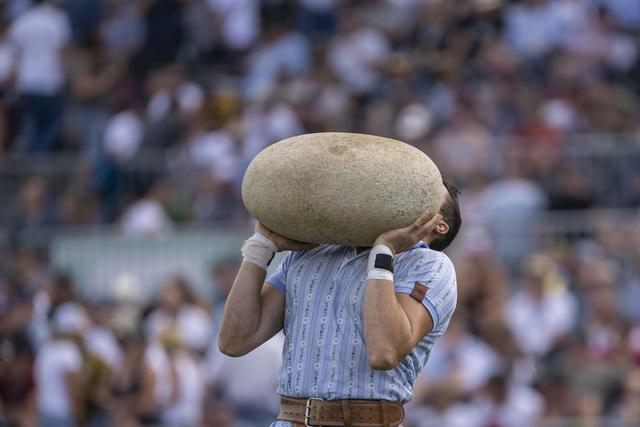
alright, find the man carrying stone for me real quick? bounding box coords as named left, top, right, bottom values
left=219, top=178, right=461, bottom=427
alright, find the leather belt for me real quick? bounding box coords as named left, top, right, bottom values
left=278, top=396, right=404, bottom=427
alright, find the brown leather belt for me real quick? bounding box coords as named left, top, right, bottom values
left=278, top=396, right=404, bottom=427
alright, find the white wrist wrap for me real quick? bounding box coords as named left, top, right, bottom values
left=367, top=244, right=394, bottom=282
left=241, top=233, right=278, bottom=270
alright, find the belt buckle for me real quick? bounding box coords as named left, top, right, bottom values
left=304, top=397, right=324, bottom=427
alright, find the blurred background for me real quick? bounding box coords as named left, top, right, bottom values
left=0, top=0, right=639, bottom=426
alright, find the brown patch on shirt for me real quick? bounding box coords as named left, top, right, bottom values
left=410, top=282, right=429, bottom=302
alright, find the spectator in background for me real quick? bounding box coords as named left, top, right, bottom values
left=0, top=332, right=35, bottom=426
left=469, top=156, right=548, bottom=270
left=415, top=315, right=501, bottom=397
left=81, top=300, right=126, bottom=427
left=30, top=272, right=76, bottom=349
left=84, top=300, right=123, bottom=376
left=9, top=0, right=71, bottom=152
left=179, top=113, right=240, bottom=223
left=108, top=308, right=147, bottom=427
left=210, top=258, right=240, bottom=319
left=503, top=0, right=557, bottom=60
left=451, top=226, right=508, bottom=334
left=207, top=333, right=284, bottom=427
left=144, top=275, right=211, bottom=349
left=100, top=0, right=145, bottom=59
left=470, top=373, right=544, bottom=427
left=67, top=30, right=123, bottom=160
left=244, top=6, right=311, bottom=100
left=618, top=369, right=640, bottom=426
left=206, top=258, right=282, bottom=427
left=206, top=0, right=260, bottom=52
left=141, top=324, right=206, bottom=427
left=0, top=276, right=35, bottom=427
left=296, top=0, right=338, bottom=40
left=35, top=302, right=88, bottom=427
left=404, top=383, right=477, bottom=427
left=505, top=254, right=577, bottom=357
left=119, top=178, right=173, bottom=236
left=132, top=0, right=185, bottom=77
left=102, top=105, right=144, bottom=164
left=95, top=100, right=145, bottom=222
left=240, top=95, right=304, bottom=163
left=0, top=21, right=15, bottom=158
left=595, top=0, right=640, bottom=31
left=327, top=7, right=390, bottom=96
left=10, top=176, right=58, bottom=241
left=63, top=0, right=103, bottom=45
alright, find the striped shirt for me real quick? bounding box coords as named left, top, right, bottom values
left=266, top=242, right=457, bottom=427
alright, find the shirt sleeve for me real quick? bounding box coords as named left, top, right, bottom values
left=393, top=250, right=457, bottom=330
left=265, top=251, right=296, bottom=295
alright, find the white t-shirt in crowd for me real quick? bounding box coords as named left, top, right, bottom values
left=206, top=0, right=259, bottom=50
left=208, top=333, right=284, bottom=414
left=85, top=326, right=124, bottom=372
left=420, top=332, right=501, bottom=392
left=505, top=286, right=577, bottom=356
left=103, top=110, right=143, bottom=162
left=328, top=27, right=390, bottom=94
left=144, top=342, right=205, bottom=426
left=9, top=4, right=71, bottom=95
left=188, top=130, right=238, bottom=183
left=144, top=306, right=214, bottom=353
left=144, top=342, right=174, bottom=408
left=35, top=339, right=83, bottom=418
left=120, top=199, right=172, bottom=237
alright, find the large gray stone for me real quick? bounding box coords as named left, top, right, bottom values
left=242, top=132, right=444, bottom=246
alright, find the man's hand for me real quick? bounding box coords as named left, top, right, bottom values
left=374, top=212, right=442, bottom=255
left=256, top=223, right=317, bottom=252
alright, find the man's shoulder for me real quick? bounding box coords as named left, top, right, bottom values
left=396, top=246, right=457, bottom=286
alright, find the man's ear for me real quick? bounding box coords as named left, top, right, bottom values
left=435, top=220, right=449, bottom=236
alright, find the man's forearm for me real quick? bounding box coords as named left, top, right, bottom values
left=218, top=261, right=267, bottom=355
left=363, top=279, right=415, bottom=370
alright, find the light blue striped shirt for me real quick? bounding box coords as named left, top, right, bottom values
left=266, top=242, right=457, bottom=427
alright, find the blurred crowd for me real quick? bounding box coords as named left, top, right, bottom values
left=1, top=0, right=640, bottom=235
left=0, top=255, right=290, bottom=427
left=1, top=0, right=640, bottom=426
left=3, top=232, right=640, bottom=427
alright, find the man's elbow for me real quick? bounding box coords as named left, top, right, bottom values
left=217, top=337, right=250, bottom=357
left=367, top=349, right=402, bottom=371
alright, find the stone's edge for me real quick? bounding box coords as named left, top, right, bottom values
left=241, top=132, right=444, bottom=245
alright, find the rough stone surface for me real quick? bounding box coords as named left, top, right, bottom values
left=242, top=132, right=444, bottom=246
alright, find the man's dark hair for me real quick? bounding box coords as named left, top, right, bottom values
left=429, top=177, right=462, bottom=251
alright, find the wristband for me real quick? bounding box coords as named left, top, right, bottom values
left=241, top=233, right=278, bottom=270
left=367, top=244, right=394, bottom=282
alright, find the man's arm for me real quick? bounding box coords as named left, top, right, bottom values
left=364, top=213, right=442, bottom=370
left=65, top=370, right=84, bottom=425
left=218, top=262, right=284, bottom=356
left=218, top=224, right=315, bottom=357
left=365, top=286, right=434, bottom=370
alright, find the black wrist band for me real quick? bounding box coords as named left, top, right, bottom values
left=374, top=253, right=394, bottom=273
